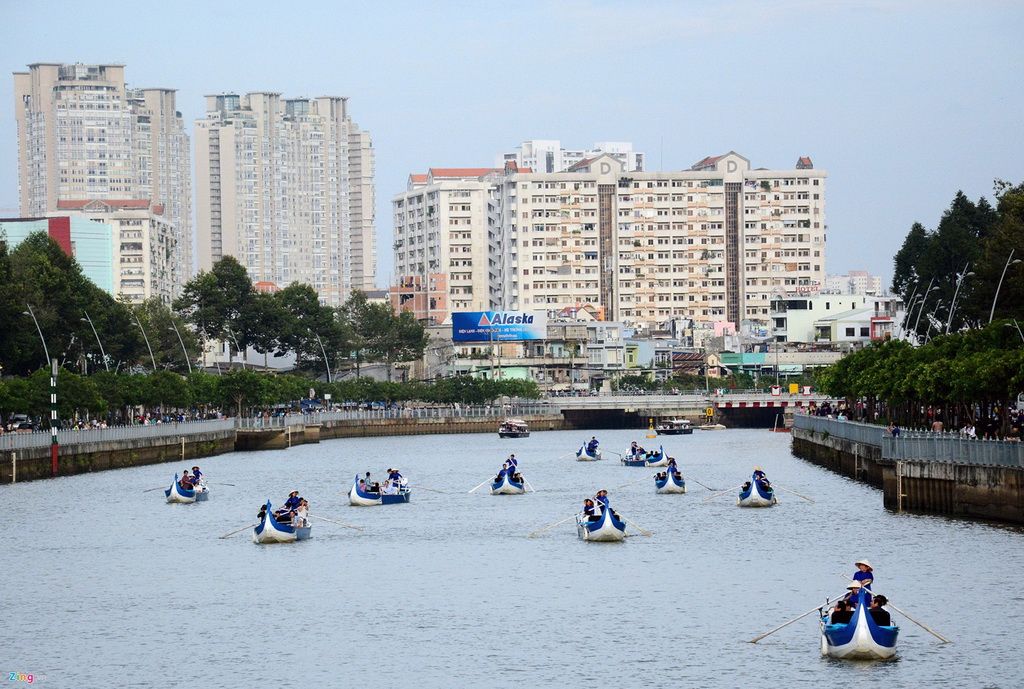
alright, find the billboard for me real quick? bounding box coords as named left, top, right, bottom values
left=452, top=311, right=547, bottom=342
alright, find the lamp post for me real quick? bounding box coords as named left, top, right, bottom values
left=80, top=310, right=110, bottom=372
left=311, top=331, right=332, bottom=383
left=132, top=313, right=158, bottom=371
left=989, top=250, right=1021, bottom=324
left=1006, top=320, right=1024, bottom=343
left=945, top=265, right=975, bottom=334
left=23, top=303, right=51, bottom=367
left=168, top=320, right=193, bottom=374
left=910, top=283, right=939, bottom=343
left=224, top=326, right=245, bottom=370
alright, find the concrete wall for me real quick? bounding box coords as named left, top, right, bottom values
left=319, top=414, right=566, bottom=439
left=791, top=427, right=884, bottom=487
left=2, top=430, right=236, bottom=483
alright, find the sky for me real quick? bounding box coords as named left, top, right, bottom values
left=1, top=0, right=1021, bottom=289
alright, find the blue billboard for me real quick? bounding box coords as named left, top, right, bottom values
left=452, top=311, right=548, bottom=342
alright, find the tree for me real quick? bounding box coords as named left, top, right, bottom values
left=174, top=256, right=253, bottom=364
left=133, top=298, right=200, bottom=373
left=968, top=181, right=1024, bottom=323
left=276, top=283, right=346, bottom=375
left=367, top=308, right=429, bottom=381
left=891, top=222, right=928, bottom=297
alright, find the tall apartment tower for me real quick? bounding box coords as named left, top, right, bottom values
left=195, top=93, right=375, bottom=306
left=13, top=63, right=193, bottom=288
left=392, top=152, right=826, bottom=334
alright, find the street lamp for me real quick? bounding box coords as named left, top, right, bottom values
left=132, top=312, right=158, bottom=372
left=945, top=265, right=975, bottom=334
left=989, top=250, right=1022, bottom=324
left=224, top=326, right=246, bottom=370
left=911, top=284, right=940, bottom=343
left=23, top=303, right=51, bottom=366
left=311, top=330, right=332, bottom=383
left=80, top=310, right=110, bottom=372
left=1005, top=320, right=1024, bottom=343
left=168, top=321, right=193, bottom=375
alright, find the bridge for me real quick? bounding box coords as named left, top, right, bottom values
left=546, top=392, right=837, bottom=428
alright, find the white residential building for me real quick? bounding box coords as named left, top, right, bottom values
left=13, top=63, right=193, bottom=289
left=771, top=293, right=903, bottom=344
left=824, top=270, right=884, bottom=295
left=392, top=152, right=826, bottom=333
left=195, top=93, right=375, bottom=306
left=499, top=140, right=645, bottom=173
left=49, top=199, right=179, bottom=304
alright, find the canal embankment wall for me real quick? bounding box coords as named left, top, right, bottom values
left=1, top=408, right=566, bottom=484
left=792, top=415, right=1024, bottom=524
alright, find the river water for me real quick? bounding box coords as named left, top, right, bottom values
left=2, top=429, right=1021, bottom=688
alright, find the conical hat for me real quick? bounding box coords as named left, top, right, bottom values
left=855, top=559, right=873, bottom=570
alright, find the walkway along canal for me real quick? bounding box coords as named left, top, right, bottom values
left=791, top=414, right=1024, bottom=524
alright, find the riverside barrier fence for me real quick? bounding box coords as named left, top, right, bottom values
left=793, top=414, right=1024, bottom=467
left=1, top=404, right=557, bottom=450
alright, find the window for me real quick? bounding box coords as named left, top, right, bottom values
left=845, top=327, right=855, bottom=337
left=860, top=327, right=870, bottom=337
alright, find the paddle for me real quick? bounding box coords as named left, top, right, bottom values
left=624, top=518, right=653, bottom=537
left=528, top=513, right=580, bottom=538
left=524, top=478, right=537, bottom=493
left=468, top=479, right=492, bottom=494
left=774, top=484, right=815, bottom=503
left=208, top=482, right=237, bottom=487
left=749, top=598, right=840, bottom=643
left=612, top=475, right=652, bottom=491
left=686, top=477, right=719, bottom=491
left=412, top=485, right=449, bottom=495
left=888, top=602, right=951, bottom=643
left=219, top=524, right=256, bottom=539
left=142, top=486, right=167, bottom=493
left=606, top=450, right=624, bottom=458
left=308, top=513, right=363, bottom=531
left=702, top=484, right=744, bottom=503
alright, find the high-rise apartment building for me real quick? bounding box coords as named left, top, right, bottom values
left=195, top=93, right=375, bottom=306
left=392, top=152, right=826, bottom=334
left=13, top=63, right=192, bottom=290
left=499, top=140, right=645, bottom=173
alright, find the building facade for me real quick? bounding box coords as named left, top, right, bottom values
left=0, top=215, right=114, bottom=293
left=392, top=152, right=826, bottom=335
left=13, top=63, right=192, bottom=289
left=770, top=293, right=902, bottom=344
left=824, top=270, right=883, bottom=295
left=499, top=139, right=645, bottom=173
left=194, top=93, right=375, bottom=306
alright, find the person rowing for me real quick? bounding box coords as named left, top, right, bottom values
left=594, top=489, right=620, bottom=520
left=191, top=466, right=204, bottom=484
left=503, top=454, right=518, bottom=473
left=667, top=457, right=680, bottom=476
left=852, top=558, right=874, bottom=591
left=274, top=490, right=301, bottom=520
left=179, top=471, right=194, bottom=490
left=587, top=436, right=600, bottom=454
left=582, top=498, right=600, bottom=522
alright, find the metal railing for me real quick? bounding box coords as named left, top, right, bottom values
left=792, top=414, right=888, bottom=447
left=0, top=418, right=236, bottom=451
left=299, top=404, right=555, bottom=422
left=794, top=415, right=1024, bottom=467
left=884, top=433, right=1024, bottom=467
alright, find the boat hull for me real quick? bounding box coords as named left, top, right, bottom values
left=349, top=475, right=410, bottom=505
left=821, top=591, right=898, bottom=660
left=655, top=473, right=687, bottom=494
left=576, top=446, right=602, bottom=461
left=576, top=507, right=626, bottom=542
left=621, top=457, right=647, bottom=467
left=253, top=502, right=312, bottom=544
left=490, top=474, right=526, bottom=495
left=738, top=475, right=777, bottom=507
left=645, top=446, right=669, bottom=467
left=498, top=431, right=530, bottom=438
left=165, top=475, right=199, bottom=504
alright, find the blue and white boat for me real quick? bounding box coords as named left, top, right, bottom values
left=738, top=474, right=777, bottom=507
left=645, top=446, right=669, bottom=467
left=490, top=471, right=526, bottom=495
left=821, top=588, right=899, bottom=660
left=165, top=474, right=208, bottom=504
left=252, top=501, right=312, bottom=544
left=655, top=471, right=687, bottom=494
left=576, top=506, right=627, bottom=542
left=349, top=475, right=411, bottom=506
left=576, top=445, right=602, bottom=461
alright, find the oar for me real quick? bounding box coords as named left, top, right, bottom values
left=468, top=479, right=492, bottom=494
left=774, top=484, right=815, bottom=503
left=702, top=484, right=744, bottom=502
left=749, top=599, right=837, bottom=643
left=412, top=485, right=449, bottom=495
left=142, top=486, right=167, bottom=493
left=606, top=450, right=624, bottom=458
left=219, top=524, right=256, bottom=539
left=308, top=514, right=363, bottom=531
left=624, top=518, right=653, bottom=537
left=687, top=477, right=719, bottom=491
left=209, top=482, right=237, bottom=487
left=528, top=513, right=579, bottom=538
left=524, top=478, right=537, bottom=493
left=888, top=602, right=951, bottom=643
left=612, top=474, right=653, bottom=491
